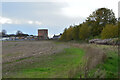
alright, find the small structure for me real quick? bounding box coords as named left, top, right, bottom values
left=38, top=29, right=48, bottom=40
left=53, top=33, right=62, bottom=40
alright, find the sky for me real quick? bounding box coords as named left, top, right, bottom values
left=0, top=0, right=120, bottom=38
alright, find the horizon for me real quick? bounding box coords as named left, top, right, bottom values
left=0, top=0, right=119, bottom=38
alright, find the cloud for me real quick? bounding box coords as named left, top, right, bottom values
left=2, top=1, right=118, bottom=36
left=61, top=7, right=90, bottom=18
left=0, top=16, right=42, bottom=26
left=35, top=21, right=42, bottom=25
left=28, top=20, right=42, bottom=25
left=61, top=0, right=119, bottom=18
left=0, top=16, right=22, bottom=24
left=28, top=20, right=33, bottom=24
left=0, top=16, right=13, bottom=24
left=2, top=0, right=65, bottom=2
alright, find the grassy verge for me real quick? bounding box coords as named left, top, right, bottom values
left=88, top=51, right=118, bottom=78
left=69, top=44, right=118, bottom=78
left=4, top=48, right=85, bottom=78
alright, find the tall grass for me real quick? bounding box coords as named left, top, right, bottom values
left=68, top=46, right=107, bottom=78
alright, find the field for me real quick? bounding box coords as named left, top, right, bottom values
left=2, top=41, right=118, bottom=78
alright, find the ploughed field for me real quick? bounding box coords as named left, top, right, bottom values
left=2, top=41, right=84, bottom=78
left=2, top=41, right=69, bottom=64
left=2, top=41, right=118, bottom=78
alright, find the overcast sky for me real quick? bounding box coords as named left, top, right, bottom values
left=0, top=0, right=119, bottom=37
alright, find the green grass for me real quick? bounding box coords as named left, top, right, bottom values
left=4, top=48, right=85, bottom=78
left=102, top=51, right=118, bottom=78
left=88, top=51, right=118, bottom=78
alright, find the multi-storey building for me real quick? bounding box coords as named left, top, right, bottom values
left=38, top=29, right=48, bottom=40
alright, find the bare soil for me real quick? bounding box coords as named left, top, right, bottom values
left=2, top=41, right=70, bottom=76
left=2, top=41, right=69, bottom=63
left=2, top=41, right=117, bottom=78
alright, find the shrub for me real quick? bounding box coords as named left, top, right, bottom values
left=66, top=26, right=73, bottom=41
left=79, top=23, right=91, bottom=40
left=59, top=28, right=67, bottom=41
left=101, top=24, right=118, bottom=39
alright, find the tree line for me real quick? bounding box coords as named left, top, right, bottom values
left=60, top=8, right=119, bottom=41
left=0, top=30, right=33, bottom=37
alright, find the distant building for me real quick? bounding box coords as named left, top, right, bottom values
left=38, top=29, right=48, bottom=40
left=53, top=33, right=62, bottom=40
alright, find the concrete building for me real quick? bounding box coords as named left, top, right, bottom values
left=38, top=29, right=48, bottom=40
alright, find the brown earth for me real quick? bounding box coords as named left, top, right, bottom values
left=2, top=41, right=70, bottom=76
left=2, top=41, right=117, bottom=78
left=2, top=41, right=69, bottom=64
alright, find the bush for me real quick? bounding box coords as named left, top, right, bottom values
left=59, top=28, right=67, bottom=41
left=59, top=26, right=74, bottom=41
left=66, top=26, right=73, bottom=41
left=101, top=24, right=118, bottom=39
left=79, top=23, right=91, bottom=40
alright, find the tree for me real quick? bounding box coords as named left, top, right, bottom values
left=16, top=30, right=23, bottom=35
left=59, top=28, right=67, bottom=41
left=101, top=24, right=118, bottom=39
left=60, top=26, right=74, bottom=41
left=79, top=23, right=91, bottom=40
left=118, top=17, right=120, bottom=22
left=86, top=8, right=117, bottom=36
left=66, top=26, right=73, bottom=41
left=16, top=30, right=23, bottom=37
left=72, top=25, right=81, bottom=40
left=2, top=29, right=7, bottom=37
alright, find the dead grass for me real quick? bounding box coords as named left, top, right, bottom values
left=84, top=46, right=106, bottom=69
left=68, top=43, right=107, bottom=78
